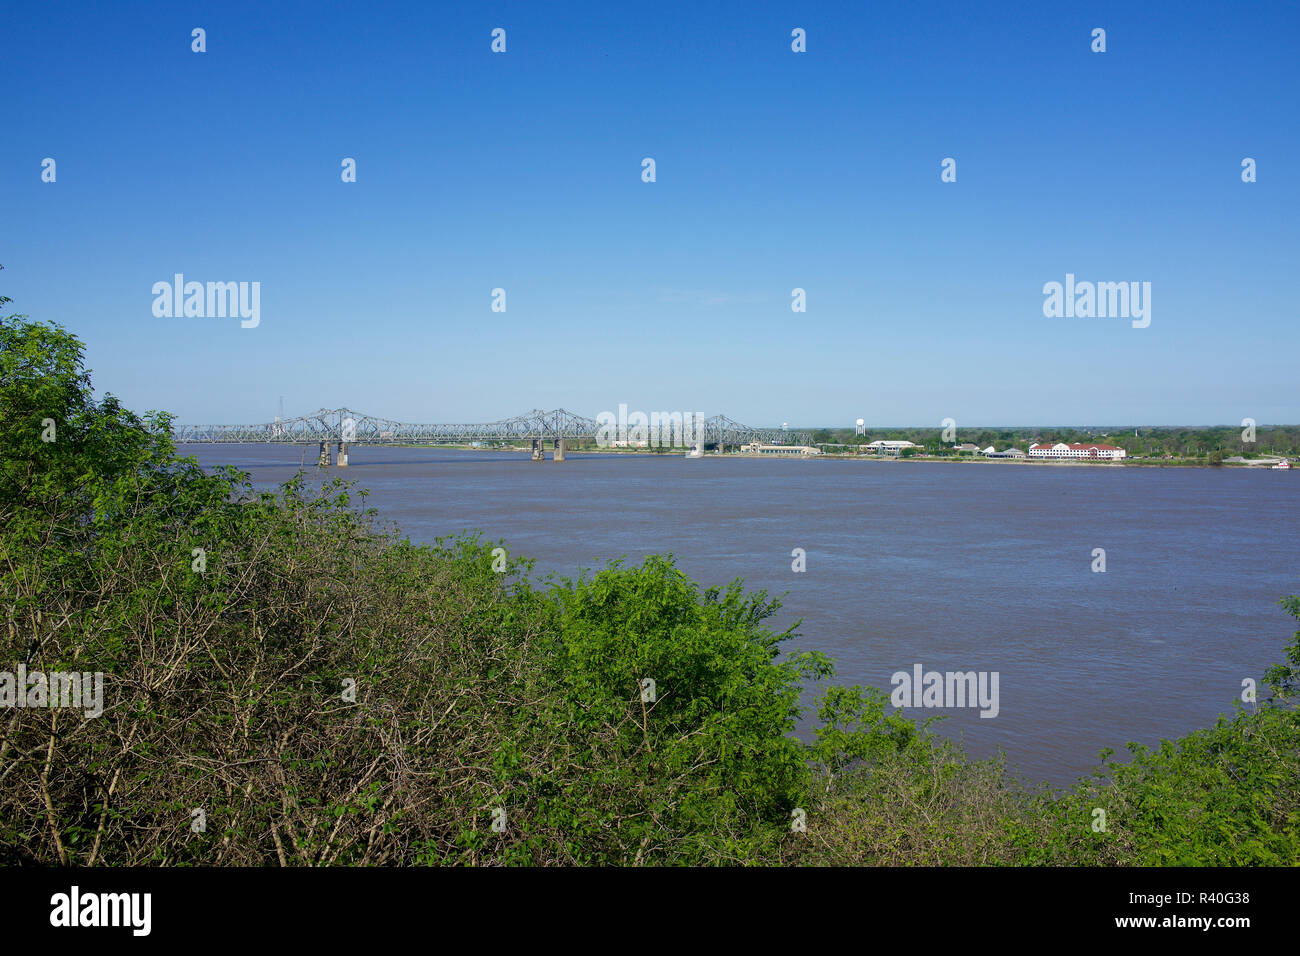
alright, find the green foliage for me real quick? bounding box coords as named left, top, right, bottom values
left=809, top=685, right=916, bottom=775
left=1264, top=595, right=1300, bottom=700
left=535, top=557, right=825, bottom=860
left=1023, top=703, right=1300, bottom=865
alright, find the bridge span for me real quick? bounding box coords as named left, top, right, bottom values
left=174, top=408, right=812, bottom=465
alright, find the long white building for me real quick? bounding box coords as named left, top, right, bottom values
left=741, top=443, right=821, bottom=456
left=863, top=440, right=918, bottom=456
left=1028, top=442, right=1127, bottom=461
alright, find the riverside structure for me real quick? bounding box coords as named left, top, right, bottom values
left=175, top=407, right=814, bottom=465
left=1028, top=442, right=1128, bottom=461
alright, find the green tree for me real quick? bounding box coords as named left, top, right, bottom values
left=1264, top=594, right=1300, bottom=700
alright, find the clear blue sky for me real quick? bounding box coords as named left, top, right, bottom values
left=4, top=0, right=1297, bottom=427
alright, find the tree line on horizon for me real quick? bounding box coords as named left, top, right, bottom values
left=806, top=424, right=1300, bottom=460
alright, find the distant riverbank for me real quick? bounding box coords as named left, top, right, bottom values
left=391, top=444, right=1292, bottom=470
left=821, top=455, right=1293, bottom=469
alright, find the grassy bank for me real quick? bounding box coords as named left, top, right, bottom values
left=3, top=308, right=1298, bottom=866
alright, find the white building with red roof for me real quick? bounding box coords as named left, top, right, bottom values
left=1028, top=441, right=1127, bottom=461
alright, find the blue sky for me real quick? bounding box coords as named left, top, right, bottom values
left=4, top=0, right=1297, bottom=427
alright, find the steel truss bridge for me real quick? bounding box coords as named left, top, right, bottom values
left=175, top=408, right=811, bottom=449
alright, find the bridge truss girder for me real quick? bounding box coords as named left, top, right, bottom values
left=174, top=408, right=811, bottom=447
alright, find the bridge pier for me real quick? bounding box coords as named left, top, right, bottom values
left=317, top=442, right=329, bottom=467
left=531, top=439, right=545, bottom=462
left=336, top=442, right=349, bottom=467
left=554, top=438, right=566, bottom=462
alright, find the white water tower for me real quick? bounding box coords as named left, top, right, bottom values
left=856, top=417, right=865, bottom=436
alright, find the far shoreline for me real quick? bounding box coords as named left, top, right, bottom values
left=243, top=442, right=1293, bottom=471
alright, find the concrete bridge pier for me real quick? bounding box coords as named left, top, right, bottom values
left=336, top=442, right=349, bottom=467
left=554, top=438, right=566, bottom=462
left=317, top=442, right=330, bottom=467
left=531, top=439, right=545, bottom=462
